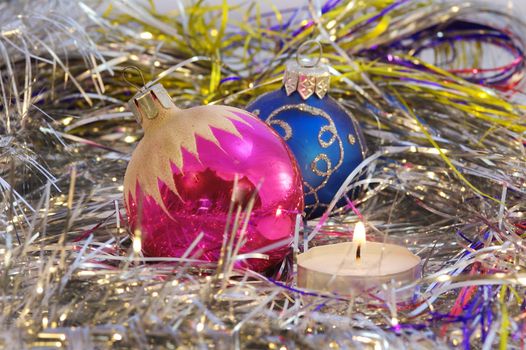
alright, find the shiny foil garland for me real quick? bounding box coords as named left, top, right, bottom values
left=0, top=0, right=525, bottom=349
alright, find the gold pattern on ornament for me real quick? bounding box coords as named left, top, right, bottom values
left=268, top=119, right=293, bottom=141
left=348, top=134, right=356, bottom=145
left=304, top=182, right=320, bottom=213
left=334, top=100, right=367, bottom=158
left=265, top=103, right=345, bottom=216
left=124, top=106, right=251, bottom=211
left=311, top=154, right=332, bottom=177
left=319, top=125, right=337, bottom=148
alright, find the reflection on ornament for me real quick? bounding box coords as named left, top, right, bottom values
left=124, top=82, right=304, bottom=271
left=247, top=43, right=366, bottom=218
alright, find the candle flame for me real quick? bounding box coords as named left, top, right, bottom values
left=353, top=222, right=365, bottom=262
left=353, top=222, right=366, bottom=244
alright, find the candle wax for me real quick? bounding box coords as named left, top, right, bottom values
left=297, top=242, right=421, bottom=295
left=299, top=242, right=420, bottom=276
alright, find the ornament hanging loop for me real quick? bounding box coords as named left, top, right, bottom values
left=296, top=40, right=322, bottom=68
left=122, top=66, right=147, bottom=91
left=285, top=40, right=329, bottom=99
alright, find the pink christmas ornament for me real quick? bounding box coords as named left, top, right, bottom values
left=124, top=83, right=304, bottom=271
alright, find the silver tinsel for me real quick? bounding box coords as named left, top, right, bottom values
left=0, top=0, right=525, bottom=349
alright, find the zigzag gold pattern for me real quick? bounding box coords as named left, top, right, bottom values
left=124, top=105, right=251, bottom=209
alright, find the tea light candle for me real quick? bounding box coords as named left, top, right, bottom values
left=297, top=222, right=421, bottom=295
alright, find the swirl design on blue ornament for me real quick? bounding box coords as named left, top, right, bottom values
left=266, top=103, right=346, bottom=214
left=268, top=119, right=293, bottom=141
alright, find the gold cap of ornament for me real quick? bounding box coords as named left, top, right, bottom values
left=124, top=66, right=174, bottom=124
left=283, top=40, right=330, bottom=100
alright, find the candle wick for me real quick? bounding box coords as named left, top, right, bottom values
left=356, top=243, right=361, bottom=262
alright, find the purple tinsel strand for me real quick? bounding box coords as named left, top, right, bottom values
left=480, top=286, right=489, bottom=343
left=219, top=76, right=241, bottom=84
left=321, top=0, right=343, bottom=14
left=364, top=20, right=524, bottom=88
left=456, top=230, right=473, bottom=244
left=462, top=289, right=485, bottom=350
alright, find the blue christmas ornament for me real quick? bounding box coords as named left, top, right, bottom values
left=246, top=48, right=367, bottom=218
